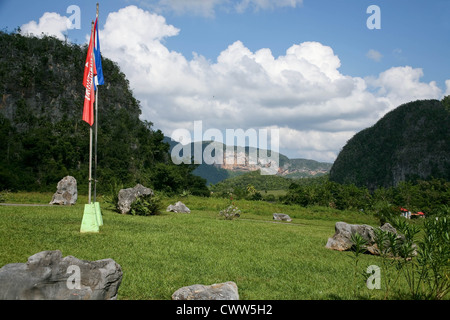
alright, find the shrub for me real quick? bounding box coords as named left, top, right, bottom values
left=0, top=189, right=10, bottom=203
left=416, top=214, right=449, bottom=299
left=219, top=204, right=241, bottom=220
left=247, top=191, right=262, bottom=201
left=370, top=211, right=449, bottom=300
left=129, top=194, right=162, bottom=216
left=263, top=194, right=276, bottom=202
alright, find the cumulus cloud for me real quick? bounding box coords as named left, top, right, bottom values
left=20, top=12, right=70, bottom=40
left=366, top=49, right=383, bottom=62
left=366, top=66, right=443, bottom=116
left=95, top=6, right=446, bottom=162
left=445, top=80, right=450, bottom=96
left=20, top=7, right=443, bottom=162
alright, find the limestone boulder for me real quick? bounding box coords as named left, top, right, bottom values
left=273, top=213, right=292, bottom=222
left=49, top=176, right=77, bottom=205
left=172, top=281, right=239, bottom=300
left=325, top=221, right=404, bottom=255
left=0, top=250, right=122, bottom=300
left=166, top=201, right=190, bottom=213
left=117, top=184, right=154, bottom=214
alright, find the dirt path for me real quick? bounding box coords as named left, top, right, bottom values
left=0, top=203, right=54, bottom=207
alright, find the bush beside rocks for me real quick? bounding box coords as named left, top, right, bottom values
left=325, top=221, right=411, bottom=256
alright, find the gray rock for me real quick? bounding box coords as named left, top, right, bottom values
left=325, top=222, right=400, bottom=255
left=117, top=184, right=154, bottom=214
left=0, top=250, right=122, bottom=300
left=49, top=176, right=77, bottom=205
left=172, top=281, right=239, bottom=300
left=273, top=213, right=292, bottom=222
left=166, top=201, right=190, bottom=213
left=380, top=222, right=397, bottom=234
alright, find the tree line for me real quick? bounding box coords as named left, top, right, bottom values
left=282, top=175, right=450, bottom=216
left=0, top=31, right=209, bottom=196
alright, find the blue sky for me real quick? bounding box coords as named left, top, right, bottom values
left=1, top=0, right=449, bottom=162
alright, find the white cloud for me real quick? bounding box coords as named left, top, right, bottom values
left=366, top=66, right=443, bottom=116
left=138, top=0, right=303, bottom=16
left=18, top=6, right=442, bottom=163
left=276, top=127, right=355, bottom=162
left=445, top=80, right=450, bottom=96
left=20, top=12, right=70, bottom=40
left=235, top=0, right=303, bottom=13
left=96, top=6, right=445, bottom=162
left=141, top=0, right=223, bottom=17
left=366, top=49, right=383, bottom=62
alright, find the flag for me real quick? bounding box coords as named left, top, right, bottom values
left=93, top=18, right=104, bottom=87
left=82, top=26, right=97, bottom=126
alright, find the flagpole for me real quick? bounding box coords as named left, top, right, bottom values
left=80, top=19, right=100, bottom=233
left=88, top=20, right=95, bottom=205
left=94, top=4, right=99, bottom=203
left=88, top=124, right=93, bottom=204
left=94, top=88, right=98, bottom=203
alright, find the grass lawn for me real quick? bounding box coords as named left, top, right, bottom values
left=0, top=192, right=396, bottom=300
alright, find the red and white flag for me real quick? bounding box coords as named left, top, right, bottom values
left=82, top=26, right=97, bottom=126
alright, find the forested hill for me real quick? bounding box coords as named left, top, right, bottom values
left=0, top=31, right=208, bottom=195
left=329, top=99, right=450, bottom=190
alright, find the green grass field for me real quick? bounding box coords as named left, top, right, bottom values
left=0, top=192, right=405, bottom=300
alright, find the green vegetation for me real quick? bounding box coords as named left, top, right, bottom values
left=282, top=176, right=450, bottom=218
left=1, top=191, right=447, bottom=300
left=368, top=214, right=449, bottom=299
left=330, top=99, right=450, bottom=190
left=0, top=192, right=380, bottom=300
left=129, top=193, right=163, bottom=216
left=0, top=31, right=208, bottom=197
left=0, top=31, right=448, bottom=301
left=210, top=170, right=293, bottom=200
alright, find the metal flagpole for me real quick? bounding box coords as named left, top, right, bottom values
left=88, top=124, right=93, bottom=204
left=94, top=82, right=98, bottom=202
left=88, top=20, right=94, bottom=205
left=94, top=3, right=99, bottom=203
left=80, top=18, right=101, bottom=233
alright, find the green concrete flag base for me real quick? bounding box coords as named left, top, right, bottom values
left=80, top=202, right=103, bottom=233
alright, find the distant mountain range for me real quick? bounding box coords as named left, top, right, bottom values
left=164, top=137, right=332, bottom=185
